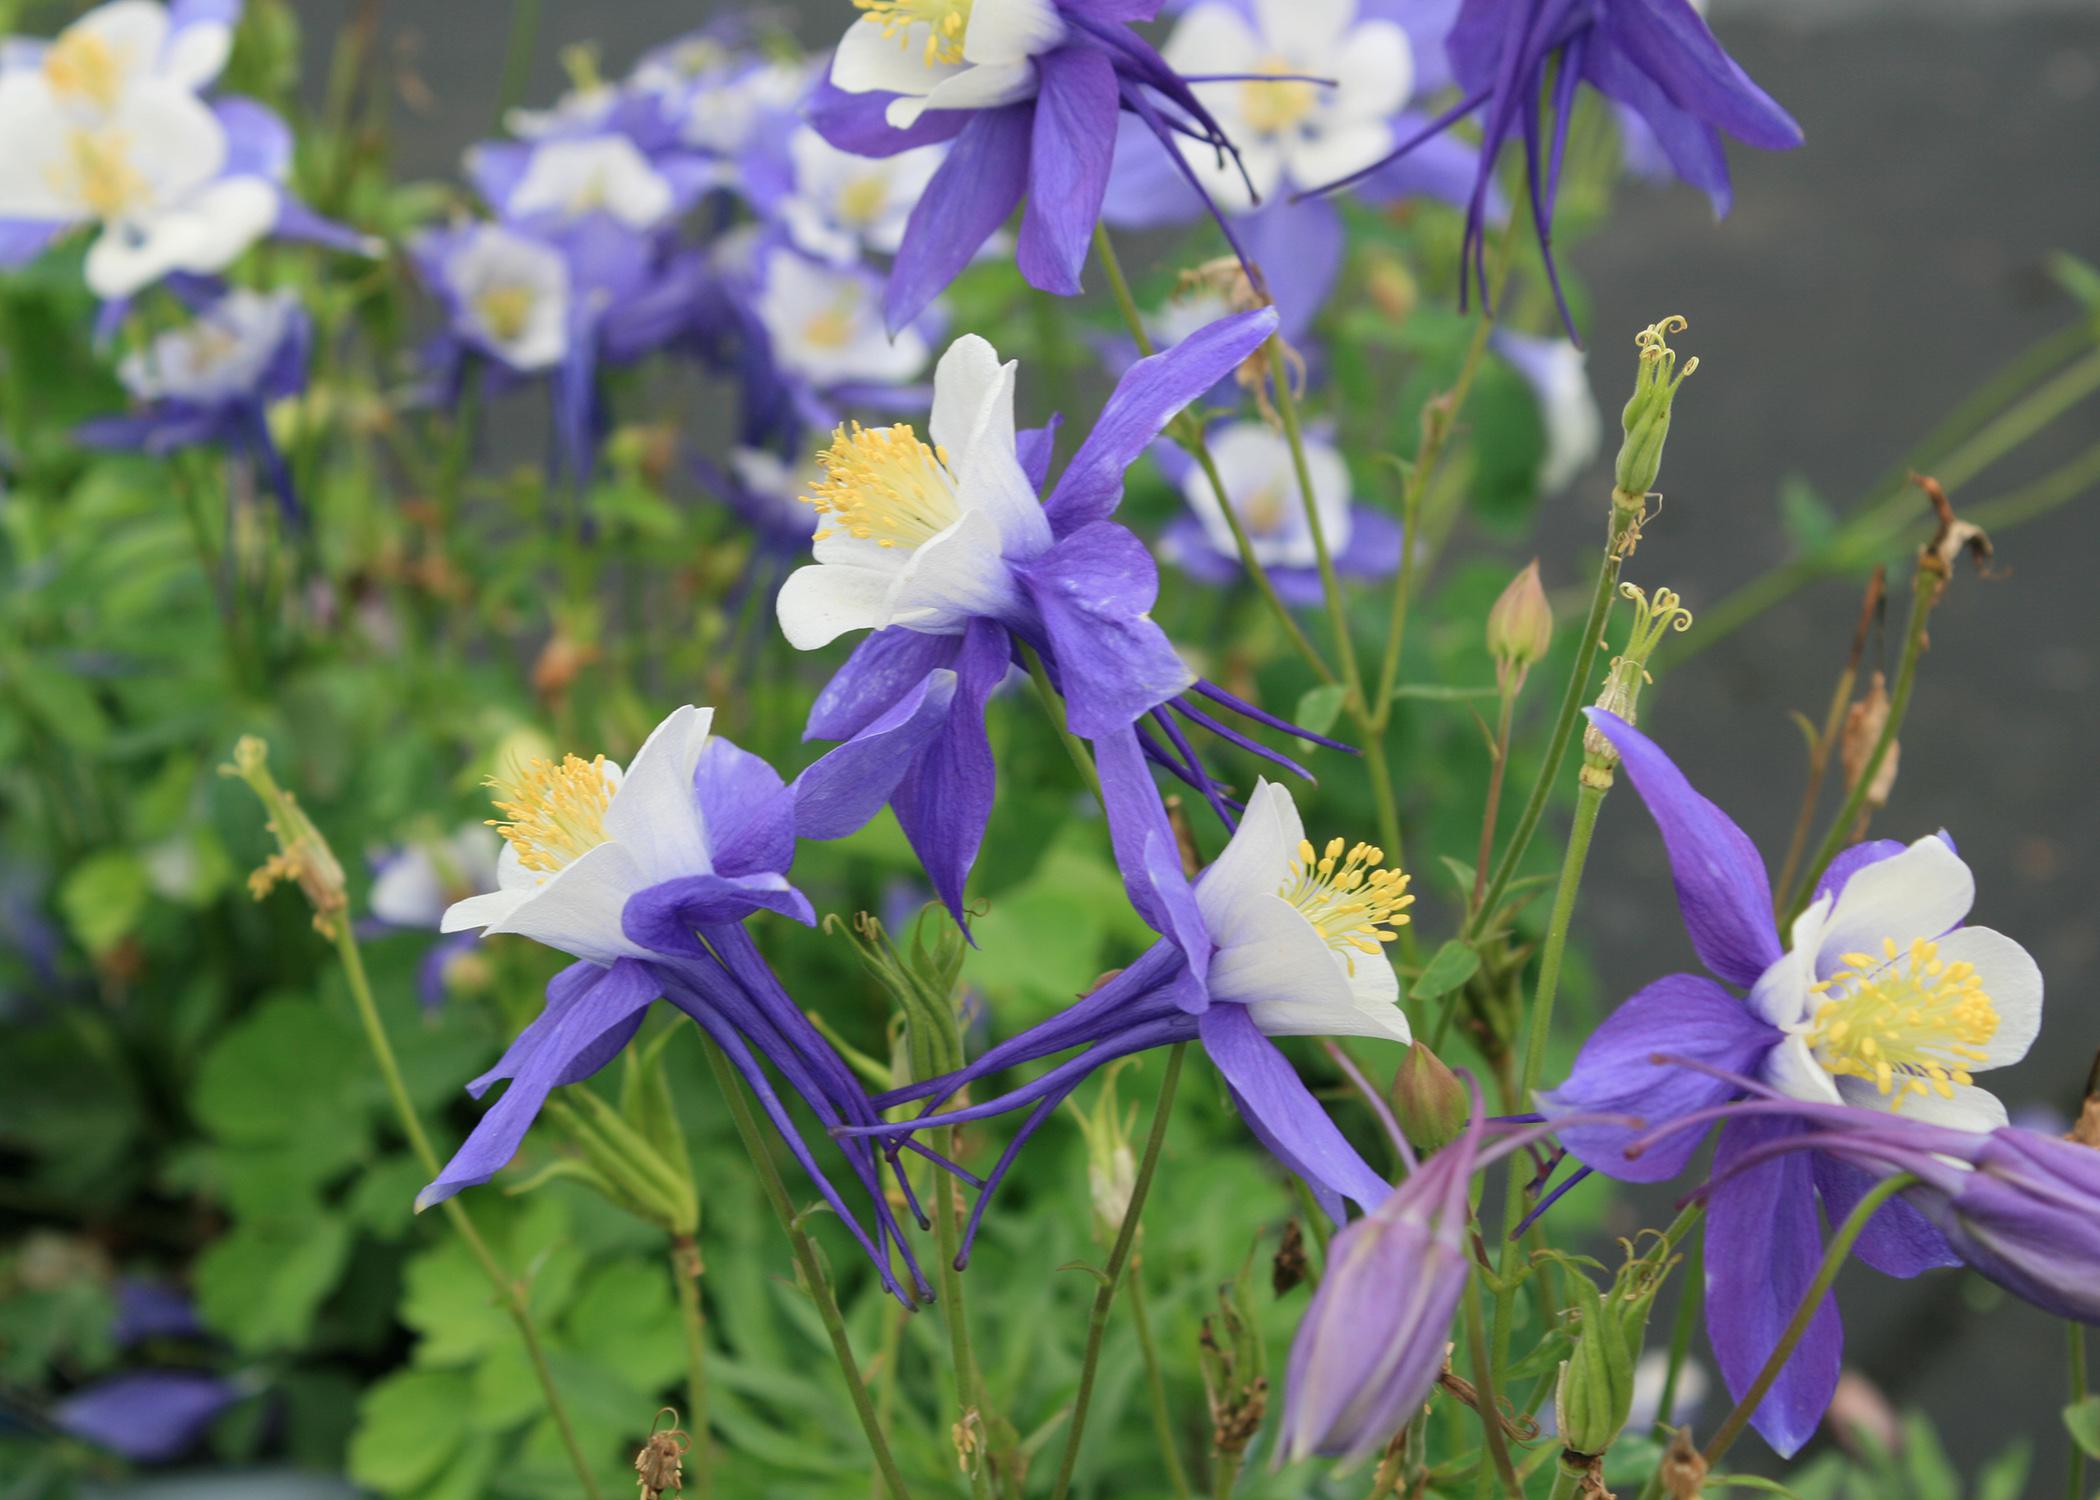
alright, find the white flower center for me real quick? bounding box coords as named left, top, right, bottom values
left=486, top=754, right=616, bottom=874
left=1279, top=837, right=1413, bottom=972
left=1805, top=935, right=1999, bottom=1107
left=475, top=283, right=538, bottom=344
left=803, top=422, right=962, bottom=550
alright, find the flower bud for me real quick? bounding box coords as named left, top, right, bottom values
left=1613, top=316, right=1697, bottom=501
left=1073, top=1062, right=1138, bottom=1244
left=1390, top=1041, right=1468, bottom=1153
left=1487, top=560, right=1553, bottom=695
left=1548, top=1236, right=1675, bottom=1460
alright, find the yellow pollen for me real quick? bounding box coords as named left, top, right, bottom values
left=802, top=421, right=962, bottom=550
left=1278, top=835, right=1413, bottom=973
left=854, top=0, right=975, bottom=67
left=1242, top=479, right=1289, bottom=535
left=800, top=295, right=860, bottom=350
left=836, top=173, right=891, bottom=227
left=485, top=754, right=616, bottom=874
left=475, top=283, right=537, bottom=343
left=51, top=127, right=148, bottom=219
left=1240, top=55, right=1320, bottom=136
left=1805, top=935, right=1998, bottom=1109
left=43, top=29, right=127, bottom=111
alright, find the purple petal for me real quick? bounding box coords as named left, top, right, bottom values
left=1044, top=306, right=1279, bottom=534
left=1583, top=709, right=1781, bottom=988
left=891, top=619, right=1012, bottom=921
left=417, top=958, right=660, bottom=1210
left=1809, top=838, right=1907, bottom=910
left=1813, top=1153, right=1959, bottom=1279
left=1016, top=47, right=1120, bottom=296
left=1705, top=1116, right=1843, bottom=1459
left=624, top=874, right=816, bottom=953
left=1351, top=115, right=1493, bottom=213
left=1583, top=41, right=1731, bottom=213
left=1538, top=972, right=1779, bottom=1182
left=696, top=736, right=795, bottom=879
left=1599, top=0, right=1803, bottom=151
left=1334, top=506, right=1405, bottom=579
left=54, top=1372, right=241, bottom=1463
left=112, top=1281, right=205, bottom=1348
left=806, top=628, right=965, bottom=741
left=1238, top=199, right=1343, bottom=345
left=885, top=105, right=1033, bottom=333
left=0, top=218, right=62, bottom=266
left=807, top=72, right=974, bottom=157
left=1200, top=1003, right=1391, bottom=1214
left=1017, top=415, right=1063, bottom=489
left=212, top=96, right=291, bottom=181
left=793, top=667, right=959, bottom=839
left=1094, top=725, right=1213, bottom=973
left=1014, top=521, right=1194, bottom=738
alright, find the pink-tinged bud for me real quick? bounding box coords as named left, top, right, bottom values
left=1390, top=1042, right=1468, bottom=1154
left=1487, top=561, right=1553, bottom=694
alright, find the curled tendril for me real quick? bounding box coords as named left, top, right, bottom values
left=1620, top=582, right=1695, bottom=641
left=1634, top=314, right=1690, bottom=354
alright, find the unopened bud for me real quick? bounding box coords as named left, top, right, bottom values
left=1390, top=1041, right=1468, bottom=1153
left=1487, top=560, right=1553, bottom=695
left=1613, top=316, right=1697, bottom=502
left=1074, top=1060, right=1138, bottom=1244
left=1658, top=1427, right=1707, bottom=1499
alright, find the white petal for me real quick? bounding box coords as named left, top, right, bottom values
left=1280, top=118, right=1395, bottom=194
left=371, top=852, right=447, bottom=928
left=1817, top=835, right=1974, bottom=978
left=52, top=2, right=167, bottom=109
left=159, top=17, right=232, bottom=92
left=910, top=58, right=1037, bottom=120
left=1932, top=925, right=2042, bottom=1071
left=833, top=18, right=951, bottom=98
left=963, top=0, right=1067, bottom=67
left=1746, top=922, right=1818, bottom=1030
left=1162, top=4, right=1262, bottom=78
left=601, top=705, right=717, bottom=885
left=1759, top=1031, right=1844, bottom=1106
left=1323, top=21, right=1413, bottom=123
left=1253, top=0, right=1352, bottom=59
left=1206, top=892, right=1356, bottom=1012
left=84, top=175, right=274, bottom=297
left=0, top=79, right=84, bottom=219
left=887, top=506, right=1023, bottom=629
left=776, top=561, right=900, bottom=649
left=1836, top=1075, right=2008, bottom=1134
left=1194, top=780, right=1300, bottom=937
left=931, top=339, right=1051, bottom=557
left=481, top=839, right=651, bottom=966
left=442, top=884, right=532, bottom=935
left=1246, top=978, right=1411, bottom=1044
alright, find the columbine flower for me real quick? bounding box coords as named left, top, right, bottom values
left=417, top=221, right=572, bottom=374
left=1156, top=419, right=1402, bottom=606
left=1538, top=708, right=2042, bottom=1454
left=850, top=738, right=1413, bottom=1258
left=367, top=823, right=502, bottom=1009
left=1307, top=0, right=1802, bottom=334
left=0, top=1, right=366, bottom=296
left=810, top=0, right=1253, bottom=329
left=75, top=285, right=309, bottom=519
left=778, top=309, right=1353, bottom=917
left=755, top=124, right=944, bottom=266
left=1494, top=330, right=1600, bottom=496
left=427, top=694, right=961, bottom=1305
left=469, top=131, right=699, bottom=232
left=750, top=245, right=932, bottom=411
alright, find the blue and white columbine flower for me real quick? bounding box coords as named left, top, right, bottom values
left=762, top=125, right=943, bottom=267
left=1538, top=709, right=2042, bottom=1454
left=415, top=221, right=571, bottom=374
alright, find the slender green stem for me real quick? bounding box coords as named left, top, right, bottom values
left=1091, top=220, right=1153, bottom=358
left=932, top=1128, right=994, bottom=1500
left=1785, top=558, right=1935, bottom=921
left=331, top=925, right=605, bottom=1500
left=1471, top=693, right=1518, bottom=913
left=700, top=1039, right=912, bottom=1500
left=1211, top=1445, right=1244, bottom=1500
left=2070, top=1324, right=2089, bottom=1500
left=1634, top=1222, right=1705, bottom=1500
left=1462, top=1272, right=1523, bottom=1497
left=1546, top=1460, right=1586, bottom=1500
left=1050, top=1043, right=1188, bottom=1500
left=1701, top=1173, right=1917, bottom=1470
left=1967, top=436, right=2100, bottom=535
left=1469, top=497, right=1639, bottom=936
left=496, top=0, right=544, bottom=121
left=1129, top=1273, right=1194, bottom=1500
left=1772, top=661, right=1858, bottom=918
left=670, top=1237, right=715, bottom=1500
left=1020, top=640, right=1102, bottom=797
left=1270, top=350, right=1363, bottom=702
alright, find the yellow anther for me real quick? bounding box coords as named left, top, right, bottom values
left=1805, top=933, right=1999, bottom=1108
left=476, top=284, right=537, bottom=343
left=1278, top=835, right=1413, bottom=972
left=486, top=753, right=616, bottom=874
left=51, top=127, right=148, bottom=219
left=836, top=173, right=891, bottom=227
left=801, top=421, right=962, bottom=552
left=1240, top=55, right=1321, bottom=135
left=853, top=0, right=975, bottom=66
left=43, top=28, right=127, bottom=111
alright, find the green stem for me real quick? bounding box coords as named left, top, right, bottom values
left=932, top=1128, right=994, bottom=1500
left=496, top=0, right=543, bottom=121
left=330, top=925, right=605, bottom=1500
left=700, top=1039, right=912, bottom=1500
left=1701, top=1173, right=1917, bottom=1470
left=1211, top=1445, right=1244, bottom=1500
left=1129, top=1273, right=1194, bottom=1500
left=1785, top=557, right=1935, bottom=922
left=1463, top=1272, right=1523, bottom=1497
left=1469, top=495, right=1639, bottom=936
left=1020, top=640, right=1102, bottom=797
left=1771, top=660, right=1858, bottom=919
left=1270, top=347, right=1363, bottom=703
left=2070, top=1324, right=2089, bottom=1500
left=1050, top=1043, right=1188, bottom=1500
left=670, top=1237, right=714, bottom=1500
left=1634, top=1221, right=1705, bottom=1500
left=1471, top=693, right=1518, bottom=913
left=1546, top=1460, right=1586, bottom=1500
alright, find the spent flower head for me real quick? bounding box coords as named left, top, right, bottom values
left=1614, top=317, right=1699, bottom=503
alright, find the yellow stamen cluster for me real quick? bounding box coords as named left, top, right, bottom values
left=44, top=30, right=126, bottom=110
left=53, top=128, right=147, bottom=219
left=803, top=422, right=962, bottom=550
left=476, top=283, right=537, bottom=343
left=1805, top=935, right=1998, bottom=1107
left=835, top=172, right=891, bottom=228
left=800, top=298, right=859, bottom=350
left=1240, top=56, right=1319, bottom=136
left=854, top=0, right=975, bottom=66
left=1279, top=837, right=1413, bottom=972
left=486, top=754, right=615, bottom=873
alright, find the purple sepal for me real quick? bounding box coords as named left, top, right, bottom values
left=695, top=737, right=797, bottom=880
left=1017, top=47, right=1120, bottom=296
left=806, top=72, right=974, bottom=158
left=792, top=668, right=959, bottom=840
left=624, top=875, right=816, bottom=953
left=1809, top=838, right=1906, bottom=910
left=1812, top=1154, right=1959, bottom=1278
left=1017, top=416, right=1063, bottom=489
left=890, top=619, right=1013, bottom=922
left=1015, top=521, right=1193, bottom=738
left=1094, top=725, right=1212, bottom=976
left=806, top=628, right=965, bottom=742
left=1583, top=709, right=1781, bottom=987
left=885, top=105, right=1033, bottom=333
left=1199, top=1003, right=1390, bottom=1214
left=53, top=1371, right=242, bottom=1463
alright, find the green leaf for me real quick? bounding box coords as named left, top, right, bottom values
left=2064, top=1393, right=2100, bottom=1459
left=192, top=994, right=368, bottom=1149
left=1973, top=1437, right=2032, bottom=1500
left=1293, top=683, right=1348, bottom=738
left=1409, top=939, right=1481, bottom=1001
left=7, top=654, right=113, bottom=750
left=2049, top=251, right=2100, bottom=313
left=193, top=1213, right=352, bottom=1354
left=56, top=849, right=148, bottom=958
left=348, top=1368, right=474, bottom=1495
left=401, top=1196, right=582, bottom=1365
left=561, top=1259, right=686, bottom=1394
left=1777, top=475, right=1838, bottom=556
